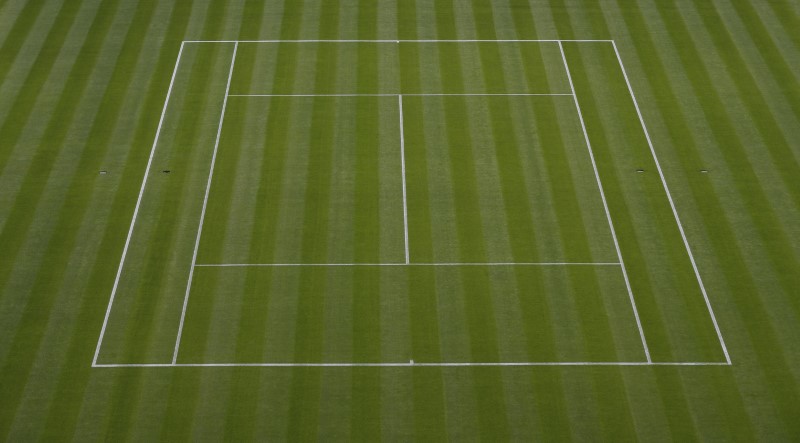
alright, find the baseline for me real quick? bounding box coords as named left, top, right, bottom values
left=93, top=361, right=729, bottom=368
left=193, top=262, right=622, bottom=267
left=229, top=93, right=573, bottom=97
left=184, top=39, right=613, bottom=43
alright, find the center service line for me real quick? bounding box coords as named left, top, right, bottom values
left=398, top=95, right=410, bottom=264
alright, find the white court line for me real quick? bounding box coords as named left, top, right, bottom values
left=184, top=39, right=614, bottom=44
left=611, top=41, right=731, bottom=364
left=172, top=42, right=239, bottom=364
left=558, top=41, right=652, bottom=363
left=193, top=262, right=621, bottom=267
left=229, top=93, right=573, bottom=97
left=93, top=361, right=729, bottom=368
left=398, top=95, right=410, bottom=264
left=91, top=42, right=187, bottom=367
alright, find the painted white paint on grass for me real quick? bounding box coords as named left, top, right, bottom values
left=228, top=93, right=573, bottom=97
left=611, top=41, right=731, bottom=364
left=398, top=95, right=410, bottom=264
left=184, top=39, right=614, bottom=44
left=91, top=42, right=187, bottom=366
left=193, top=262, right=622, bottom=267
left=172, top=42, right=239, bottom=364
left=93, top=361, right=730, bottom=368
left=558, top=41, right=652, bottom=363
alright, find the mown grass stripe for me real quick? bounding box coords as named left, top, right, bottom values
left=229, top=0, right=307, bottom=367
left=30, top=2, right=197, bottom=439
left=216, top=1, right=272, bottom=439
left=103, top=42, right=227, bottom=440
left=16, top=0, right=171, bottom=436
left=153, top=2, right=238, bottom=440
left=432, top=1, right=509, bottom=438
left=286, top=3, right=341, bottom=438
left=545, top=3, right=642, bottom=439
left=616, top=4, right=787, bottom=427
left=652, top=0, right=800, bottom=330
left=502, top=4, right=574, bottom=436
left=761, top=0, right=800, bottom=52
left=618, top=33, right=757, bottom=443
left=397, top=17, right=448, bottom=436
left=0, top=0, right=130, bottom=436
left=350, top=4, right=382, bottom=436
left=108, top=1, right=232, bottom=439
left=0, top=0, right=46, bottom=88
left=0, top=0, right=87, bottom=293
left=472, top=37, right=562, bottom=362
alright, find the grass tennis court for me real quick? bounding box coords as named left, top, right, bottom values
left=1, top=0, right=799, bottom=440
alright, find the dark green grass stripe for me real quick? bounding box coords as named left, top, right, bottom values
left=286, top=6, right=340, bottom=439
left=0, top=0, right=82, bottom=171
left=576, top=43, right=725, bottom=361
left=104, top=42, right=229, bottom=440
left=652, top=0, right=800, bottom=331
left=722, top=0, right=800, bottom=114
left=568, top=42, right=733, bottom=435
left=522, top=82, right=622, bottom=360
left=110, top=1, right=233, bottom=439
left=398, top=33, right=447, bottom=436
left=351, top=10, right=382, bottom=436
left=503, top=3, right=573, bottom=436
left=0, top=0, right=128, bottom=435
left=611, top=2, right=758, bottom=436
left=231, top=0, right=306, bottom=364
left=575, top=3, right=727, bottom=438
left=152, top=1, right=236, bottom=438
left=123, top=44, right=229, bottom=364
left=695, top=1, right=800, bottom=215
left=0, top=0, right=85, bottom=290
left=178, top=86, right=246, bottom=364
left=546, top=3, right=639, bottom=440
left=433, top=2, right=508, bottom=438
left=472, top=35, right=561, bottom=364
left=762, top=0, right=800, bottom=51
left=0, top=0, right=46, bottom=89
left=217, top=0, right=271, bottom=441
left=33, top=2, right=196, bottom=438
left=615, top=0, right=799, bottom=435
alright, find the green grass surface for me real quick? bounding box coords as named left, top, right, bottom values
left=1, top=0, right=799, bottom=440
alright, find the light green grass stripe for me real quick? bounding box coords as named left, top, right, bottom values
left=432, top=4, right=509, bottom=438
left=473, top=38, right=562, bottom=361
left=660, top=1, right=800, bottom=306
left=47, top=2, right=196, bottom=439
left=502, top=6, right=574, bottom=437
left=2, top=0, right=161, bottom=439
left=397, top=26, right=448, bottom=438
left=579, top=43, right=724, bottom=361
left=544, top=3, right=640, bottom=439
left=609, top=2, right=759, bottom=438
left=149, top=1, right=234, bottom=439
left=637, top=0, right=800, bottom=435
left=0, top=0, right=130, bottom=436
left=350, top=23, right=383, bottom=439
left=286, top=4, right=341, bottom=438
left=0, top=0, right=47, bottom=90
left=220, top=5, right=297, bottom=437
left=0, top=0, right=87, bottom=182
left=656, top=0, right=800, bottom=310
left=760, top=0, right=800, bottom=52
